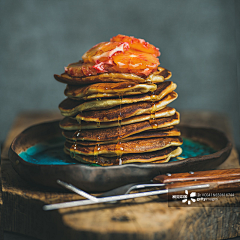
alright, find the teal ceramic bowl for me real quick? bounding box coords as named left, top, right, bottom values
left=8, top=121, right=232, bottom=192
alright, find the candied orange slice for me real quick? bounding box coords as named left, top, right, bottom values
left=82, top=41, right=129, bottom=64
left=111, top=34, right=160, bottom=57
left=112, top=49, right=159, bottom=75
left=82, top=42, right=106, bottom=63
left=65, top=61, right=100, bottom=77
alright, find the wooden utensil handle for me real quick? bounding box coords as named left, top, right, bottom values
left=159, top=177, right=240, bottom=200
left=153, top=168, right=240, bottom=184
left=166, top=177, right=240, bottom=192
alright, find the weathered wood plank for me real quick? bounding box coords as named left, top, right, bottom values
left=1, top=111, right=240, bottom=240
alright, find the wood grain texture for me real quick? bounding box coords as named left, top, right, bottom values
left=153, top=169, right=240, bottom=198
left=154, top=168, right=240, bottom=183
left=1, top=110, right=240, bottom=240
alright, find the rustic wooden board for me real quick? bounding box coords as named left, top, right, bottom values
left=1, top=110, right=240, bottom=240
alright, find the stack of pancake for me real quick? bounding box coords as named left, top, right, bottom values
left=54, top=35, right=182, bottom=166
left=54, top=67, right=182, bottom=166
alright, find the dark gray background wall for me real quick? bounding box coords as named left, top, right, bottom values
left=1, top=0, right=240, bottom=148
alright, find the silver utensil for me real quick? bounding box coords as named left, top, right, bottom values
left=57, top=180, right=166, bottom=204
left=98, top=183, right=166, bottom=197
left=57, top=180, right=166, bottom=199
left=43, top=183, right=210, bottom=211
left=57, top=180, right=99, bottom=202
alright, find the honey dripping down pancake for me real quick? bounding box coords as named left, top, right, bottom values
left=64, top=127, right=180, bottom=145
left=64, top=146, right=182, bottom=166
left=54, top=34, right=183, bottom=165
left=65, top=137, right=183, bottom=156
left=59, top=84, right=177, bottom=116
left=61, top=112, right=180, bottom=141
left=64, top=82, right=157, bottom=100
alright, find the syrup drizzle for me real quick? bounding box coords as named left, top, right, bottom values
left=145, top=77, right=152, bottom=84
left=118, top=102, right=122, bottom=128
left=149, top=91, right=158, bottom=129
left=115, top=141, right=123, bottom=165
left=94, top=143, right=101, bottom=164
left=77, top=117, right=82, bottom=124
left=94, top=127, right=102, bottom=164
left=93, top=98, right=104, bottom=164
left=70, top=120, right=82, bottom=159
left=116, top=94, right=123, bottom=165
left=74, top=129, right=82, bottom=138
left=70, top=142, right=77, bottom=159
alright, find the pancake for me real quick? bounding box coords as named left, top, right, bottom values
left=64, top=127, right=180, bottom=145
left=65, top=136, right=183, bottom=156
left=54, top=66, right=172, bottom=85
left=60, top=112, right=180, bottom=141
left=61, top=112, right=180, bottom=141
left=64, top=146, right=182, bottom=166
left=62, top=107, right=176, bottom=131
left=75, top=93, right=176, bottom=123
left=64, top=82, right=157, bottom=100
left=59, top=86, right=177, bottom=117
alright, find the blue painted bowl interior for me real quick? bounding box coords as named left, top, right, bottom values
left=19, top=136, right=216, bottom=166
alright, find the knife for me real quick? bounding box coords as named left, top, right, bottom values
left=98, top=169, right=240, bottom=198
left=153, top=168, right=240, bottom=196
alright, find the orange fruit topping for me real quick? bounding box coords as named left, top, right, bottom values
left=112, top=49, right=159, bottom=75
left=65, top=35, right=160, bottom=77
left=82, top=41, right=130, bottom=64
left=111, top=34, right=160, bottom=57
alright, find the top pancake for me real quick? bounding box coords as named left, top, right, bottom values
left=64, top=82, right=157, bottom=100
left=54, top=67, right=172, bottom=85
